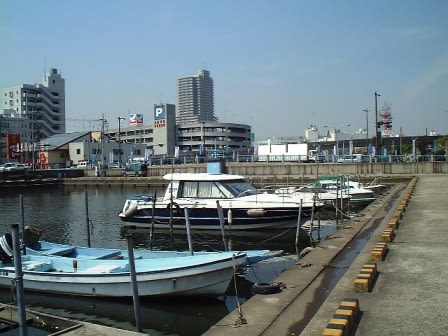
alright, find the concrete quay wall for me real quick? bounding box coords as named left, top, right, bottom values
left=65, top=161, right=444, bottom=187
left=59, top=161, right=447, bottom=188
left=144, top=161, right=447, bottom=179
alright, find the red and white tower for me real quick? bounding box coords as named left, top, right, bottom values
left=379, top=101, right=392, bottom=137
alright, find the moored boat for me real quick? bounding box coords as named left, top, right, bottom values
left=24, top=239, right=282, bottom=265
left=0, top=251, right=247, bottom=298
left=316, top=176, right=376, bottom=205
left=118, top=173, right=323, bottom=230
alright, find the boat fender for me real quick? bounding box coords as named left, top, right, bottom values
left=167, top=202, right=181, bottom=216
left=247, top=208, right=266, bottom=217
left=123, top=202, right=138, bottom=217
left=252, top=282, right=282, bottom=295
left=299, top=246, right=314, bottom=259
left=0, top=233, right=13, bottom=264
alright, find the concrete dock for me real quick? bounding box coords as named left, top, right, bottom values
left=203, top=175, right=448, bottom=336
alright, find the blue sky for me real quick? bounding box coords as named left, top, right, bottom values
left=1, top=0, right=447, bottom=140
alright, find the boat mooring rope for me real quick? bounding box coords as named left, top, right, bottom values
left=231, top=254, right=247, bottom=327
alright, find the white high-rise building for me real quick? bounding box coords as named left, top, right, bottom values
left=176, top=69, right=215, bottom=124
left=2, top=68, right=66, bottom=140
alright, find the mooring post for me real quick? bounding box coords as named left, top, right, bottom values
left=184, top=208, right=194, bottom=255
left=84, top=187, right=91, bottom=247
left=149, top=190, right=157, bottom=251
left=216, top=201, right=228, bottom=251
left=295, top=200, right=303, bottom=259
left=125, top=234, right=142, bottom=333
left=11, top=224, right=27, bottom=336
left=19, top=195, right=26, bottom=255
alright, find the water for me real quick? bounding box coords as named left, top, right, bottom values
left=0, top=185, right=338, bottom=335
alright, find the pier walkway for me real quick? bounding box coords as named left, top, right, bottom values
left=204, top=175, right=448, bottom=336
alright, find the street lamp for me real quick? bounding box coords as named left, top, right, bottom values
left=117, top=117, right=125, bottom=168
left=363, top=108, right=369, bottom=141
left=200, top=122, right=206, bottom=157
left=374, top=91, right=381, bottom=155
left=363, top=108, right=370, bottom=155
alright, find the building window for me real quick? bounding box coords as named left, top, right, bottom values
left=76, top=149, right=81, bottom=154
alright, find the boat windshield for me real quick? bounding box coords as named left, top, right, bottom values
left=220, top=180, right=262, bottom=197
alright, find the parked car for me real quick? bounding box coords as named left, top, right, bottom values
left=0, top=162, right=29, bottom=172
left=75, top=161, right=92, bottom=169
left=122, top=162, right=148, bottom=177
left=337, top=154, right=363, bottom=163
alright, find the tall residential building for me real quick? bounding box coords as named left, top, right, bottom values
left=2, top=68, right=66, bottom=140
left=176, top=69, right=215, bottom=124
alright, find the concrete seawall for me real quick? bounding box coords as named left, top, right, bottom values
left=143, top=161, right=448, bottom=179
left=203, top=175, right=448, bottom=335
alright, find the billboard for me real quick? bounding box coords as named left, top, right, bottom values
left=154, top=104, right=166, bottom=128
left=6, top=133, right=20, bottom=161
left=154, top=105, right=165, bottom=120
left=129, top=114, right=143, bottom=126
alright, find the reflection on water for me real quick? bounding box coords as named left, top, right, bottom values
left=0, top=289, right=229, bottom=336
left=0, top=185, right=342, bottom=336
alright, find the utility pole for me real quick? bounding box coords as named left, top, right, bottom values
left=118, top=117, right=125, bottom=168
left=363, top=108, right=370, bottom=151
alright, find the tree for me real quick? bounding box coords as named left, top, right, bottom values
left=435, top=136, right=448, bottom=154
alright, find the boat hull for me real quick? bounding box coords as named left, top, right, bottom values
left=0, top=253, right=247, bottom=298
left=119, top=204, right=314, bottom=230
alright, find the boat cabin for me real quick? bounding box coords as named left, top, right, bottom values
left=162, top=173, right=262, bottom=201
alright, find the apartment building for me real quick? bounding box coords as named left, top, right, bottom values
left=2, top=68, right=66, bottom=139
left=176, top=69, right=215, bottom=124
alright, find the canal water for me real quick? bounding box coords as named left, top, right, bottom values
left=0, top=185, right=341, bottom=335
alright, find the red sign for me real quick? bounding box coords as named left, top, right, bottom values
left=129, top=114, right=143, bottom=125
left=6, top=133, right=20, bottom=161
left=153, top=120, right=166, bottom=128
left=39, top=152, right=47, bottom=164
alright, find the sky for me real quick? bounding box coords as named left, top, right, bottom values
left=1, top=0, right=447, bottom=140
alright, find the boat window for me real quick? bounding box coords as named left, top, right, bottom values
left=181, top=181, right=198, bottom=197
left=220, top=180, right=261, bottom=197
left=197, top=182, right=227, bottom=198
left=179, top=181, right=228, bottom=198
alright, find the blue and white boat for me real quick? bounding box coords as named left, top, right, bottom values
left=25, top=240, right=283, bottom=265
left=0, top=252, right=247, bottom=298
left=118, top=173, right=322, bottom=230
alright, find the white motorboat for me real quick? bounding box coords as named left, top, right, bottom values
left=317, top=176, right=376, bottom=204
left=272, top=184, right=351, bottom=207
left=119, top=173, right=323, bottom=230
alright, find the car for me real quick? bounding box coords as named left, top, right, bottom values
left=1, top=162, right=29, bottom=171
left=337, top=154, right=363, bottom=164
left=75, top=161, right=92, bottom=169
left=122, top=162, right=148, bottom=177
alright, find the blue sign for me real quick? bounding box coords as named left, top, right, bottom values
left=154, top=105, right=165, bottom=120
